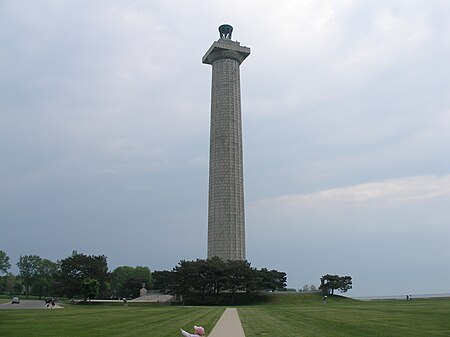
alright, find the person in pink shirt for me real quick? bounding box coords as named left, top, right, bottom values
left=180, top=325, right=206, bottom=336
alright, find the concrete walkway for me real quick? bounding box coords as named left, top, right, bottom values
left=209, top=308, right=246, bottom=337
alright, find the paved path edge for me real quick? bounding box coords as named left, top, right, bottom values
left=208, top=307, right=246, bottom=337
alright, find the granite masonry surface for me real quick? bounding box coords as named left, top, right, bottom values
left=203, top=37, right=250, bottom=260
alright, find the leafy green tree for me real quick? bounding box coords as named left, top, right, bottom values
left=202, top=257, right=227, bottom=302
left=241, top=265, right=259, bottom=294
left=111, top=266, right=151, bottom=298
left=82, top=278, right=99, bottom=300
left=111, top=266, right=132, bottom=297
left=6, top=273, right=20, bottom=295
left=59, top=252, right=109, bottom=298
left=5, top=273, right=17, bottom=295
left=35, top=259, right=59, bottom=299
left=17, top=255, right=42, bottom=298
left=337, top=276, right=352, bottom=293
left=320, top=274, right=352, bottom=295
left=151, top=270, right=176, bottom=291
left=0, top=275, right=5, bottom=293
left=257, top=268, right=287, bottom=292
left=320, top=274, right=337, bottom=294
left=171, top=259, right=200, bottom=303
left=224, top=259, right=252, bottom=303
left=0, top=250, right=11, bottom=275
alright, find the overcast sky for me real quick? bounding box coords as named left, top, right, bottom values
left=1, top=0, right=449, bottom=297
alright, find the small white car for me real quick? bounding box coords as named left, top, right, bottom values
left=11, top=297, right=20, bottom=304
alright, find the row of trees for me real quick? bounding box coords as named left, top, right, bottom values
left=5, top=250, right=354, bottom=303
left=153, top=257, right=287, bottom=304
left=301, top=284, right=318, bottom=291
left=1, top=250, right=287, bottom=303
left=0, top=250, right=151, bottom=300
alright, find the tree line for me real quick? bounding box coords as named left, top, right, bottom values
left=0, top=250, right=151, bottom=300
left=0, top=250, right=287, bottom=303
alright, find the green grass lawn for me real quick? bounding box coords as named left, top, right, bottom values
left=0, top=304, right=224, bottom=337
left=239, top=294, right=450, bottom=336
left=0, top=294, right=449, bottom=336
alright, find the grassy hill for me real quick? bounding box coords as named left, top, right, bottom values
left=255, top=292, right=353, bottom=305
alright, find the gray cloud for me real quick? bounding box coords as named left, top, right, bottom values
left=1, top=0, right=449, bottom=296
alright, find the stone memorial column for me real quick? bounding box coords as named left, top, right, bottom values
left=202, top=25, right=250, bottom=260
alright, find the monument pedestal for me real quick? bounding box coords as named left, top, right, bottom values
left=140, top=284, right=147, bottom=297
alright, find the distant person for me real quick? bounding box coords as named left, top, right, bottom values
left=45, top=298, right=54, bottom=308
left=180, top=325, right=205, bottom=337
left=406, top=295, right=409, bottom=301
left=323, top=295, right=328, bottom=304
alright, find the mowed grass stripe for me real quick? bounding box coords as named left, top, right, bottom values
left=238, top=295, right=450, bottom=337
left=0, top=305, right=224, bottom=337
